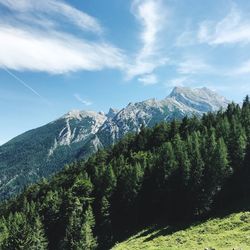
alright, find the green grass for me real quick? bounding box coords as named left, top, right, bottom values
left=112, top=211, right=250, bottom=250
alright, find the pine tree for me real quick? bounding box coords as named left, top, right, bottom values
left=229, top=118, right=247, bottom=170
left=98, top=196, right=113, bottom=249
left=79, top=205, right=97, bottom=250
left=102, top=165, right=116, bottom=197
left=216, top=117, right=230, bottom=144
left=169, top=119, right=179, bottom=138
left=28, top=216, right=48, bottom=250
left=159, top=142, right=177, bottom=180
left=3, top=212, right=31, bottom=250
left=63, top=199, right=97, bottom=250
left=0, top=217, right=8, bottom=248
left=187, top=132, right=205, bottom=216
left=171, top=134, right=191, bottom=219
left=173, top=134, right=190, bottom=186
left=242, top=96, right=250, bottom=139
left=202, top=129, right=217, bottom=210
left=214, top=138, right=231, bottom=184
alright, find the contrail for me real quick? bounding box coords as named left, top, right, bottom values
left=3, top=67, right=50, bottom=104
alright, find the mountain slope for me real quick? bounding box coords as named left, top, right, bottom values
left=0, top=87, right=229, bottom=200
left=0, top=111, right=107, bottom=199
left=112, top=211, right=250, bottom=250
left=0, top=98, right=249, bottom=250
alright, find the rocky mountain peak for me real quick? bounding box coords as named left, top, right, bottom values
left=107, top=108, right=119, bottom=119
left=168, top=86, right=230, bottom=112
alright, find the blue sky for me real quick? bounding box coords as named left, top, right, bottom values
left=0, top=0, right=250, bottom=144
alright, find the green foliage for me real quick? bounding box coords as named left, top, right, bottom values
left=62, top=201, right=97, bottom=250
left=1, top=211, right=47, bottom=250
left=0, top=97, right=250, bottom=249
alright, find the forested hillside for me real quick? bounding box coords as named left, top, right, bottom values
left=0, top=97, right=249, bottom=250
left=0, top=86, right=229, bottom=201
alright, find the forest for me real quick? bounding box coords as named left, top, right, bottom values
left=0, top=97, right=249, bottom=250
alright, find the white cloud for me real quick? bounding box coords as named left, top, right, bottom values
left=230, top=60, right=250, bottom=75
left=0, top=0, right=102, bottom=33
left=74, top=94, right=92, bottom=106
left=0, top=1, right=126, bottom=74
left=127, top=0, right=168, bottom=80
left=177, top=57, right=211, bottom=75
left=138, top=74, right=158, bottom=85
left=0, top=0, right=169, bottom=82
left=175, top=30, right=195, bottom=47
left=0, top=26, right=125, bottom=74
left=167, top=76, right=189, bottom=87
left=198, top=6, right=250, bottom=45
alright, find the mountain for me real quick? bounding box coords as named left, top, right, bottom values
left=0, top=87, right=230, bottom=200
left=97, top=86, right=229, bottom=145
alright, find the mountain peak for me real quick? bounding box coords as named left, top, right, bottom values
left=169, top=86, right=186, bottom=95
left=107, top=108, right=119, bottom=119
left=61, top=110, right=105, bottom=121
left=170, top=86, right=220, bottom=97
left=168, top=86, right=229, bottom=112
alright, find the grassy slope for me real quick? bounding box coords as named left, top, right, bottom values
left=112, top=212, right=250, bottom=250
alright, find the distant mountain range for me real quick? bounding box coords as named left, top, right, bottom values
left=0, top=87, right=230, bottom=200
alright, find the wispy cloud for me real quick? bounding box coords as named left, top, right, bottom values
left=74, top=94, right=92, bottom=106
left=198, top=6, right=250, bottom=45
left=138, top=74, right=158, bottom=85
left=126, top=0, right=168, bottom=81
left=0, top=0, right=170, bottom=84
left=0, top=0, right=125, bottom=74
left=167, top=76, right=189, bottom=87
left=0, top=25, right=125, bottom=74
left=230, top=60, right=250, bottom=75
left=177, top=57, right=211, bottom=75
left=0, top=0, right=103, bottom=33
left=176, top=5, right=250, bottom=47
left=175, top=30, right=195, bottom=47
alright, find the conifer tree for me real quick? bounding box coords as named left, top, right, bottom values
left=171, top=134, right=191, bottom=218
left=28, top=216, right=48, bottom=250
left=229, top=118, right=247, bottom=170
left=3, top=212, right=31, bottom=250
left=80, top=205, right=97, bottom=250
left=214, top=138, right=230, bottom=184
left=0, top=217, right=8, bottom=248
left=98, top=196, right=113, bottom=249
left=202, top=129, right=217, bottom=209
left=242, top=96, right=250, bottom=139
left=187, top=132, right=205, bottom=215
left=102, top=165, right=117, bottom=197
left=159, top=142, right=177, bottom=180
left=173, top=134, right=190, bottom=186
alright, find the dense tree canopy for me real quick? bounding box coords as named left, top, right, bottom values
left=0, top=97, right=249, bottom=249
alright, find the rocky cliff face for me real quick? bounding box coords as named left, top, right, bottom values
left=96, top=86, right=229, bottom=145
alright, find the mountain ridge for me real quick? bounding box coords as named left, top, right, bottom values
left=0, top=86, right=230, bottom=200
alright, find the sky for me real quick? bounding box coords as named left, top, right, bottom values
left=0, top=0, right=250, bottom=145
